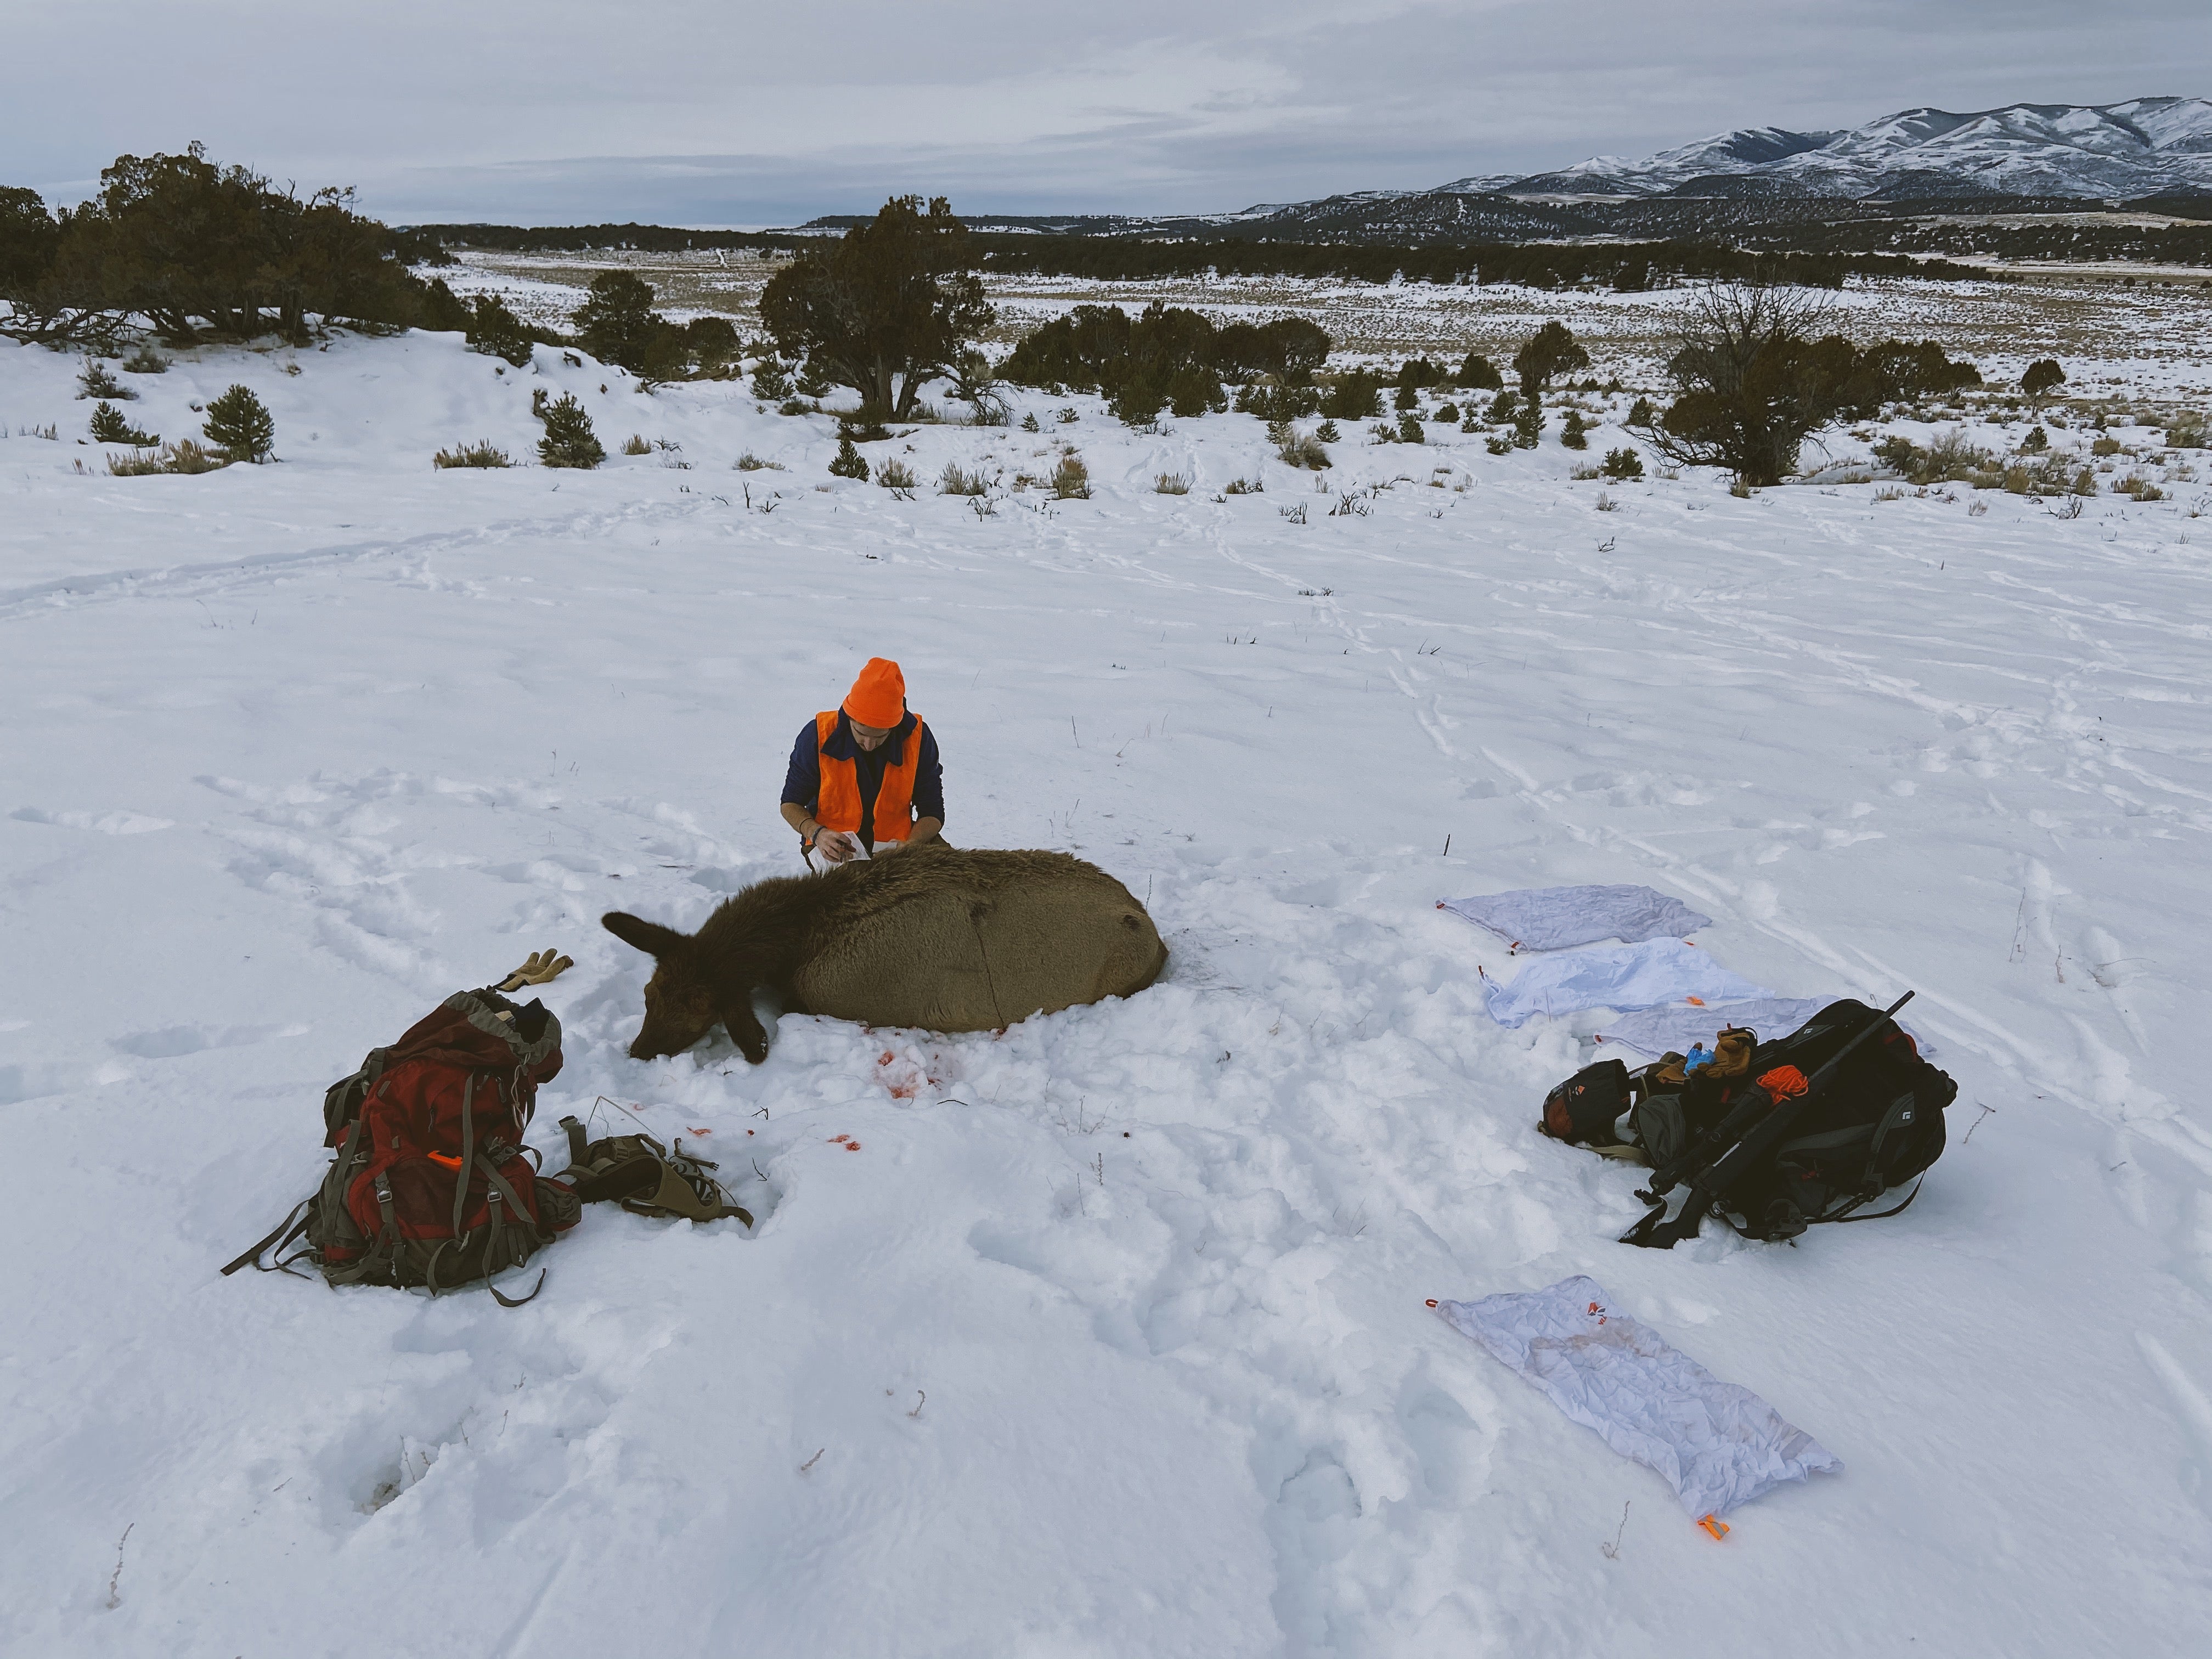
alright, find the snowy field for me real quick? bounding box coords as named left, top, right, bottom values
left=3, top=326, right=2210, bottom=1657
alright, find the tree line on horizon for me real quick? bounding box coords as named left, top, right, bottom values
left=1, top=143, right=2004, bottom=485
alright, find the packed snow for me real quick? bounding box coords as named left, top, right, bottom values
left=3, top=323, right=2210, bottom=1657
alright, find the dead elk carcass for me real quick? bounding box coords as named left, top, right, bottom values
left=602, top=848, right=1167, bottom=1061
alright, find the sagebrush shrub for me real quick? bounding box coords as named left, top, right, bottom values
left=876, top=458, right=918, bottom=490
left=1154, top=472, right=1190, bottom=494
left=622, top=433, right=653, bottom=456
left=1051, top=453, right=1091, bottom=498
left=939, top=462, right=990, bottom=495
left=434, top=441, right=511, bottom=469
left=203, top=383, right=274, bottom=462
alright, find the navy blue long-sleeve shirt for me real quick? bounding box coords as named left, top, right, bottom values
left=781, top=710, right=944, bottom=850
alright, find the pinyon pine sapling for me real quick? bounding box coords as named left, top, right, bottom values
left=537, top=392, right=604, bottom=469
left=203, top=383, right=274, bottom=462
left=88, top=401, right=157, bottom=445
left=828, top=435, right=869, bottom=479
left=78, top=358, right=132, bottom=399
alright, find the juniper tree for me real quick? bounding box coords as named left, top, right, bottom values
left=759, top=196, right=992, bottom=421
left=1512, top=322, right=1589, bottom=397
left=2021, top=358, right=2065, bottom=408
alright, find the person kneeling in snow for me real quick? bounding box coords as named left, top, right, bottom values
left=778, top=656, right=944, bottom=865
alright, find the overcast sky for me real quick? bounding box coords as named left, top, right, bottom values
left=4, top=2, right=2206, bottom=224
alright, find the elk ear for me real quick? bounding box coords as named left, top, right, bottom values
left=601, top=911, right=689, bottom=958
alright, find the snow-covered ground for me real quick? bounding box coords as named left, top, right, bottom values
left=4, top=329, right=2210, bottom=1657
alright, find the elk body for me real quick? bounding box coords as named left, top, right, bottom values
left=603, top=848, right=1167, bottom=1061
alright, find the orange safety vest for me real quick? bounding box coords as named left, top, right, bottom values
left=812, top=710, right=925, bottom=844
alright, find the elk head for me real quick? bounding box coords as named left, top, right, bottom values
left=601, top=911, right=770, bottom=1063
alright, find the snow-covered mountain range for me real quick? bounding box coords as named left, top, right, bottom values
left=1483, top=98, right=2212, bottom=201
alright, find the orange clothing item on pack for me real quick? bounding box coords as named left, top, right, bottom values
left=843, top=658, right=907, bottom=730
left=813, top=710, right=926, bottom=845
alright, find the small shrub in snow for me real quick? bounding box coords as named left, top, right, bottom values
left=1560, top=410, right=1590, bottom=450
left=1393, top=382, right=1420, bottom=412
left=2115, top=473, right=2164, bottom=501
left=735, top=452, right=783, bottom=471
left=1168, top=366, right=1225, bottom=419
left=1315, top=419, right=1340, bottom=444
left=1626, top=395, right=1656, bottom=428
left=109, top=438, right=226, bottom=476
left=622, top=433, right=653, bottom=456
left=1484, top=433, right=1514, bottom=456
left=537, top=393, right=604, bottom=469
left=2090, top=434, right=2124, bottom=458
left=939, top=462, right=990, bottom=495
left=1051, top=454, right=1091, bottom=498
left=203, top=384, right=274, bottom=462
left=88, top=402, right=157, bottom=445
left=1434, top=402, right=1459, bottom=424
left=1397, top=412, right=1424, bottom=444
left=78, top=358, right=132, bottom=400
left=1512, top=398, right=1542, bottom=450
left=876, top=458, right=918, bottom=490
left=1154, top=472, right=1190, bottom=495
left=122, top=345, right=167, bottom=375
left=827, top=435, right=869, bottom=479
left=777, top=397, right=812, bottom=417
left=1456, top=353, right=1504, bottom=390
left=1321, top=371, right=1381, bottom=421
left=750, top=359, right=793, bottom=400
left=1020, top=411, right=1041, bottom=432
left=1277, top=427, right=1331, bottom=470
left=1057, top=407, right=1080, bottom=424
left=1595, top=491, right=1619, bottom=511
left=1222, top=476, right=1262, bottom=495
left=433, top=441, right=511, bottom=469
left=465, top=294, right=537, bottom=367
left=2019, top=425, right=2049, bottom=453
left=1601, top=447, right=1645, bottom=481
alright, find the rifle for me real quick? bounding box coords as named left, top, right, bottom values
left=1620, top=991, right=1915, bottom=1250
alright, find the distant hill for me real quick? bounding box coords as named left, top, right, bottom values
left=789, top=97, right=2212, bottom=245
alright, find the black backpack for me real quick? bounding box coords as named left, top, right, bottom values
left=1547, top=995, right=1955, bottom=1246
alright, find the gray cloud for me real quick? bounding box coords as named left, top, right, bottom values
left=4, top=1, right=2205, bottom=222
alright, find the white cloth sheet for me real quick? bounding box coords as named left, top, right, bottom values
left=1440, top=884, right=1712, bottom=952
left=1596, top=997, right=1832, bottom=1058
left=1480, top=938, right=1770, bottom=1029
left=1436, top=1276, right=1842, bottom=1519
left=1598, top=997, right=1937, bottom=1060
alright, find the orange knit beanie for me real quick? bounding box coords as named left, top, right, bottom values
left=842, top=657, right=906, bottom=729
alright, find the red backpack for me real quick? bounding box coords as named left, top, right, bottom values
left=225, top=984, right=582, bottom=1302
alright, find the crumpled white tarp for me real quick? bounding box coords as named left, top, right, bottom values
left=1440, top=884, right=1712, bottom=952
left=1596, top=997, right=1832, bottom=1058
left=1598, top=997, right=1938, bottom=1060
left=1480, top=939, right=1771, bottom=1029
left=1436, top=1276, right=1842, bottom=1519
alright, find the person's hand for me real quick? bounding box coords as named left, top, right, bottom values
left=813, top=828, right=860, bottom=864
